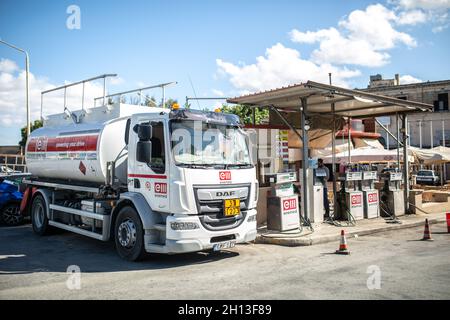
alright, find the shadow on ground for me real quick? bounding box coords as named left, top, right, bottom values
left=0, top=224, right=240, bottom=275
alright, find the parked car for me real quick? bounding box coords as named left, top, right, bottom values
left=416, top=170, right=440, bottom=186
left=0, top=177, right=24, bottom=226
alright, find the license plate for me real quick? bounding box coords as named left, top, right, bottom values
left=223, top=198, right=240, bottom=217
left=213, top=240, right=236, bottom=251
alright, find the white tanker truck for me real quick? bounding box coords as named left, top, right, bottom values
left=23, top=75, right=258, bottom=261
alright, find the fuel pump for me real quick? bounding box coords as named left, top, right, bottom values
left=380, top=171, right=405, bottom=217
left=267, top=172, right=300, bottom=231
left=339, top=168, right=364, bottom=221
left=361, top=170, right=379, bottom=219
left=299, top=165, right=325, bottom=224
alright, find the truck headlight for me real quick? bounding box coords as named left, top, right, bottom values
left=247, top=214, right=257, bottom=222
left=170, top=222, right=200, bottom=230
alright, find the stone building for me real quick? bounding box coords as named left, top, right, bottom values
left=363, top=75, right=450, bottom=149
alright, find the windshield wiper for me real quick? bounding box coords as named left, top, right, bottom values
left=225, top=164, right=253, bottom=169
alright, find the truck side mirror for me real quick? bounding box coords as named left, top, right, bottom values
left=137, top=123, right=153, bottom=141
left=136, top=141, right=152, bottom=163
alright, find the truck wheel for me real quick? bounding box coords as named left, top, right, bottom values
left=114, top=206, right=146, bottom=261
left=31, top=195, right=50, bottom=235
left=1, top=203, right=23, bottom=226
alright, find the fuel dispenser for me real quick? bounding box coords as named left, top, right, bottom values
left=380, top=171, right=405, bottom=217
left=299, top=167, right=325, bottom=224
left=267, top=172, right=300, bottom=231
left=339, top=170, right=364, bottom=221
left=361, top=171, right=379, bottom=219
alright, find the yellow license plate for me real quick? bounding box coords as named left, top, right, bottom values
left=223, top=198, right=240, bottom=216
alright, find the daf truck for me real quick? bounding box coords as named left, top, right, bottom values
left=22, top=75, right=258, bottom=261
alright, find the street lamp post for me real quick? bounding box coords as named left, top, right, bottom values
left=0, top=39, right=31, bottom=136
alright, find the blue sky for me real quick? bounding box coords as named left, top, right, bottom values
left=1, top=0, right=450, bottom=145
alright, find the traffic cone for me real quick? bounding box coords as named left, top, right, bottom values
left=335, top=230, right=350, bottom=255
left=421, top=219, right=433, bottom=241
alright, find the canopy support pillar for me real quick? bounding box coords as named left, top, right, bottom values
left=331, top=103, right=337, bottom=219
left=301, top=97, right=309, bottom=222
left=401, top=114, right=410, bottom=214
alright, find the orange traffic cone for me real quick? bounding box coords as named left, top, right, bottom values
left=422, top=219, right=433, bottom=241
left=335, top=230, right=350, bottom=255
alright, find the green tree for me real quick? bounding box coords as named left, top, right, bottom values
left=19, top=120, right=43, bottom=148
left=144, top=95, right=158, bottom=107
left=221, top=104, right=269, bottom=125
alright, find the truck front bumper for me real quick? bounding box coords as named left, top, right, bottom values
left=144, top=209, right=257, bottom=254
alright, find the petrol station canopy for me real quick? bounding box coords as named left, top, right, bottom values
left=227, top=81, right=433, bottom=118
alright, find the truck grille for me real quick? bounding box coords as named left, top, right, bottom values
left=193, top=184, right=251, bottom=231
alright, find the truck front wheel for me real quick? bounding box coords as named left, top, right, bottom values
left=114, top=206, right=146, bottom=261
left=31, top=194, right=50, bottom=235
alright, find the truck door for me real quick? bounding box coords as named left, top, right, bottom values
left=128, top=117, right=170, bottom=213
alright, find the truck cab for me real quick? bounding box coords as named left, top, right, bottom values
left=124, top=108, right=258, bottom=256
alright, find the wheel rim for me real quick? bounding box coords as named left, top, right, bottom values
left=33, top=201, right=45, bottom=228
left=117, top=219, right=137, bottom=248
left=2, top=205, right=21, bottom=225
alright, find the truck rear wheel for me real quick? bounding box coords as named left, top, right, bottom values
left=31, top=194, right=50, bottom=235
left=114, top=206, right=146, bottom=261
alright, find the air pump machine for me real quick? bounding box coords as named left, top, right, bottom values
left=267, top=172, right=300, bottom=231
left=361, top=171, right=379, bottom=219
left=380, top=171, right=405, bottom=217
left=339, top=170, right=364, bottom=221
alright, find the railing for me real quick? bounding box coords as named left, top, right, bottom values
left=93, top=81, right=177, bottom=108
left=0, top=154, right=27, bottom=173
left=40, top=74, right=117, bottom=120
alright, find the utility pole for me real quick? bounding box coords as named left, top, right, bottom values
left=0, top=39, right=30, bottom=136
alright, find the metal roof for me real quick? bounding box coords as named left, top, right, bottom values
left=227, top=81, right=433, bottom=118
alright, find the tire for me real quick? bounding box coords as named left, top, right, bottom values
left=114, top=206, right=146, bottom=261
left=31, top=194, right=50, bottom=235
left=0, top=202, right=23, bottom=226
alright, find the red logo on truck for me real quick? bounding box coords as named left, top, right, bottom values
left=154, top=182, right=167, bottom=194
left=219, top=171, right=231, bottom=181
left=351, top=194, right=362, bottom=205
left=283, top=198, right=297, bottom=211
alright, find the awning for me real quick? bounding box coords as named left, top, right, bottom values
left=227, top=81, right=433, bottom=118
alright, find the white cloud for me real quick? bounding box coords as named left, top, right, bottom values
left=290, top=4, right=417, bottom=68
left=399, top=74, right=422, bottom=84
left=395, top=0, right=450, bottom=10
left=0, top=58, right=19, bottom=73
left=216, top=43, right=360, bottom=93
left=0, top=59, right=108, bottom=143
left=397, top=9, right=428, bottom=25
left=339, top=4, right=416, bottom=49
left=393, top=0, right=450, bottom=31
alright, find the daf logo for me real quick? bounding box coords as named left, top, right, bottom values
left=216, top=191, right=236, bottom=197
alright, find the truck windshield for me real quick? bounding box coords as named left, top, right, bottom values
left=170, top=120, right=252, bottom=168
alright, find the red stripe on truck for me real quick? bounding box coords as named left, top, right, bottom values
left=27, top=135, right=99, bottom=153
left=128, top=174, right=167, bottom=179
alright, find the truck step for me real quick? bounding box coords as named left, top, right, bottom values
left=146, top=243, right=169, bottom=254
left=153, top=223, right=166, bottom=232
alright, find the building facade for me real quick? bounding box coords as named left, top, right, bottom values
left=364, top=76, right=450, bottom=149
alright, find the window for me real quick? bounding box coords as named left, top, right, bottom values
left=434, top=93, right=449, bottom=112
left=150, top=122, right=165, bottom=173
